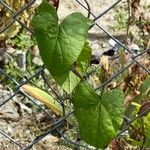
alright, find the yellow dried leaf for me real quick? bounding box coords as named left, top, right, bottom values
left=21, top=84, right=75, bottom=125
left=21, top=84, right=63, bottom=115
left=100, top=55, right=109, bottom=71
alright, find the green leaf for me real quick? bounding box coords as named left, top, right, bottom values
left=76, top=41, right=92, bottom=75
left=32, top=1, right=92, bottom=79
left=73, top=82, right=124, bottom=148
left=135, top=75, right=150, bottom=102
left=139, top=76, right=150, bottom=97
left=144, top=120, right=150, bottom=148
left=56, top=42, right=92, bottom=93
left=56, top=71, right=80, bottom=94
left=125, top=76, right=150, bottom=119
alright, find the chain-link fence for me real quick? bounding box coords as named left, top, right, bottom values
left=0, top=0, right=150, bottom=149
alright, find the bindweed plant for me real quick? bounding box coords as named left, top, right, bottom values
left=26, top=0, right=150, bottom=149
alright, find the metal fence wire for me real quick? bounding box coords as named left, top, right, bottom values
left=0, top=0, right=150, bottom=149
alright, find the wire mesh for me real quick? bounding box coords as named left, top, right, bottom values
left=0, top=0, right=150, bottom=149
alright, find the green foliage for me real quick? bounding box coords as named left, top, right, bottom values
left=3, top=52, right=39, bottom=88
left=32, top=1, right=92, bottom=93
left=2, top=58, right=25, bottom=87
left=135, top=75, right=150, bottom=102
left=9, top=31, right=35, bottom=49
left=32, top=1, right=150, bottom=149
left=126, top=103, right=150, bottom=148
left=73, top=82, right=124, bottom=148
left=143, top=115, right=150, bottom=148
left=76, top=41, right=92, bottom=75
left=31, top=1, right=125, bottom=148
left=114, top=6, right=128, bottom=30
left=124, top=76, right=150, bottom=148
left=59, top=42, right=91, bottom=93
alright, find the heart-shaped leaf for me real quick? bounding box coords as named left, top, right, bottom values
left=73, top=82, right=124, bottom=148
left=32, top=1, right=92, bottom=79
